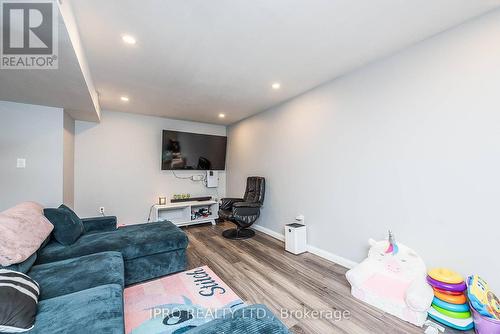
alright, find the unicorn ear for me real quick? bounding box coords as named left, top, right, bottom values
left=368, top=238, right=377, bottom=246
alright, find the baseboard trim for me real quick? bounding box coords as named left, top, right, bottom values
left=253, top=224, right=358, bottom=269
left=252, top=224, right=285, bottom=241
left=306, top=245, right=357, bottom=269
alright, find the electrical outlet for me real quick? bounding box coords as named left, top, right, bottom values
left=16, top=158, right=26, bottom=168
left=99, top=207, right=105, bottom=215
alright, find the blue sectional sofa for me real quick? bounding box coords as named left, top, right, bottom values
left=19, top=216, right=188, bottom=334
left=11, top=215, right=290, bottom=334
left=189, top=304, right=291, bottom=334
left=36, top=217, right=188, bottom=285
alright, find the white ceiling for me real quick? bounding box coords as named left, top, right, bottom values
left=68, top=0, right=500, bottom=125
left=3, top=1, right=500, bottom=124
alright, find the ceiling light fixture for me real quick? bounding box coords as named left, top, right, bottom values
left=122, top=34, right=136, bottom=45
left=218, top=113, right=226, bottom=118
left=120, top=96, right=129, bottom=102
left=272, top=82, right=281, bottom=90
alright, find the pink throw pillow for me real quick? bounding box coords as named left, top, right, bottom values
left=0, top=202, right=54, bottom=266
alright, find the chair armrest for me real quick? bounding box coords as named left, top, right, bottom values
left=405, top=277, right=434, bottom=312
left=81, top=216, right=117, bottom=233
left=233, top=201, right=261, bottom=208
left=219, top=197, right=244, bottom=210
left=345, top=259, right=376, bottom=288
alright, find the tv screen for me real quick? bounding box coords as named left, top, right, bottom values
left=161, top=130, right=227, bottom=170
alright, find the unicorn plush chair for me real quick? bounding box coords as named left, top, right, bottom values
left=346, top=231, right=433, bottom=327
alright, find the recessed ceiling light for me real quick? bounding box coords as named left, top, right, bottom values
left=122, top=34, right=136, bottom=45
left=218, top=113, right=225, bottom=118
left=120, top=96, right=129, bottom=102
left=272, top=82, right=281, bottom=89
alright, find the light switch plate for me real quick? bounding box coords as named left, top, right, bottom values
left=16, top=158, right=26, bottom=168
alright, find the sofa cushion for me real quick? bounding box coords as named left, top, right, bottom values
left=81, top=216, right=117, bottom=234
left=58, top=204, right=82, bottom=227
left=0, top=269, right=40, bottom=333
left=124, top=249, right=186, bottom=285
left=0, top=253, right=37, bottom=274
left=28, top=252, right=124, bottom=300
left=43, top=207, right=83, bottom=246
left=37, top=221, right=188, bottom=264
left=0, top=202, right=53, bottom=267
left=188, top=304, right=291, bottom=334
left=26, top=284, right=124, bottom=334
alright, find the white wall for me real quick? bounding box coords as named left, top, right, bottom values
left=0, top=101, right=64, bottom=209
left=63, top=112, right=75, bottom=208
left=227, top=10, right=500, bottom=289
left=75, top=110, right=226, bottom=224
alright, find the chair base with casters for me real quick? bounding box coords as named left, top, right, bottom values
left=222, top=227, right=256, bottom=240
left=219, top=177, right=265, bottom=240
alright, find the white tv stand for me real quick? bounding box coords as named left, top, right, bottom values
left=151, top=200, right=219, bottom=227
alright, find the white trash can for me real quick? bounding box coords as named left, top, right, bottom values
left=285, top=223, right=306, bottom=254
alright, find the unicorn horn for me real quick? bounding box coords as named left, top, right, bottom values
left=388, top=230, right=395, bottom=245
left=385, top=230, right=399, bottom=255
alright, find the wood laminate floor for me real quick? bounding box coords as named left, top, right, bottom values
left=183, top=221, right=469, bottom=334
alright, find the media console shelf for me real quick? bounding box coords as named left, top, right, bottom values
left=152, top=200, right=219, bottom=227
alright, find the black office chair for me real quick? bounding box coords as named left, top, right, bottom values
left=219, top=177, right=265, bottom=239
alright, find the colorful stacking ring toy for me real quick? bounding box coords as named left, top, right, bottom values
left=429, top=268, right=464, bottom=284
left=427, top=276, right=467, bottom=292
left=433, top=290, right=467, bottom=305
left=432, top=305, right=471, bottom=319
left=427, top=268, right=473, bottom=331
left=433, top=297, right=470, bottom=313
left=428, top=307, right=474, bottom=331
left=433, top=287, right=464, bottom=296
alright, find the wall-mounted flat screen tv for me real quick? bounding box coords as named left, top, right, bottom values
left=161, top=130, right=227, bottom=170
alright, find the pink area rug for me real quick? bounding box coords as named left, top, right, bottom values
left=124, top=266, right=245, bottom=334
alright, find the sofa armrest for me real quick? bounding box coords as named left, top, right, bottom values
left=81, top=216, right=117, bottom=233
left=189, top=304, right=290, bottom=334
left=219, top=197, right=244, bottom=210
left=405, top=277, right=434, bottom=312
left=345, top=259, right=374, bottom=288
